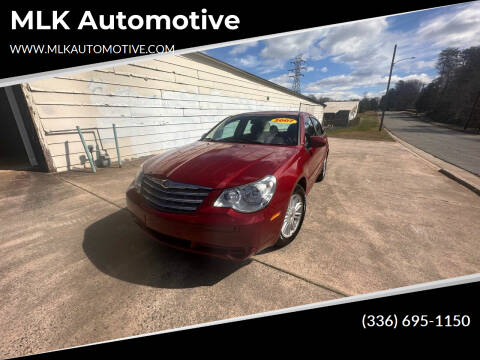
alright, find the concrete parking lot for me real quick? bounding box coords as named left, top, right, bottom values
left=1, top=137, right=480, bottom=357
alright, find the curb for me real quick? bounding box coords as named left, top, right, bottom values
left=438, top=169, right=480, bottom=196
left=384, top=128, right=480, bottom=197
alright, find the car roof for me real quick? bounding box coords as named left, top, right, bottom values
left=231, top=111, right=311, bottom=117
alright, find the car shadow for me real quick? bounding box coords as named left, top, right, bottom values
left=83, top=209, right=249, bottom=289
left=256, top=246, right=277, bottom=255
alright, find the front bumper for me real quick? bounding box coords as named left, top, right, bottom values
left=126, top=186, right=283, bottom=261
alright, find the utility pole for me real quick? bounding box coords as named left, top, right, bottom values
left=289, top=55, right=306, bottom=93
left=379, top=44, right=397, bottom=131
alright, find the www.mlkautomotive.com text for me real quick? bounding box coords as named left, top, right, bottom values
left=10, top=44, right=175, bottom=55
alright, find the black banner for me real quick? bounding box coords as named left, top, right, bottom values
left=0, top=1, right=463, bottom=80
left=23, top=280, right=479, bottom=358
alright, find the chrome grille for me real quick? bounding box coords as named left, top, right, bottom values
left=141, top=175, right=212, bottom=213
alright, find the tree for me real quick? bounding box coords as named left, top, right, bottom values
left=369, top=98, right=379, bottom=110
left=359, top=96, right=379, bottom=112
left=436, top=48, right=462, bottom=91
left=415, top=80, right=440, bottom=113
left=379, top=80, right=424, bottom=110
left=415, top=46, right=480, bottom=128
left=380, top=88, right=397, bottom=111
left=394, top=80, right=424, bottom=109
left=317, top=96, right=331, bottom=104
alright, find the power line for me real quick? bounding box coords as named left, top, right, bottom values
left=289, top=55, right=307, bottom=93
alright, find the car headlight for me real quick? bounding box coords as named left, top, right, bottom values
left=134, top=164, right=144, bottom=193
left=214, top=175, right=276, bottom=213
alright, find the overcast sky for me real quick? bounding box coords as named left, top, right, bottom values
left=205, top=2, right=480, bottom=100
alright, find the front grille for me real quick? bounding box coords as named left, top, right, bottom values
left=141, top=175, right=212, bottom=213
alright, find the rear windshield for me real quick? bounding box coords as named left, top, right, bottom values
left=202, top=114, right=299, bottom=146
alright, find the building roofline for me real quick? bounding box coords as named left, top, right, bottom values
left=181, top=52, right=326, bottom=107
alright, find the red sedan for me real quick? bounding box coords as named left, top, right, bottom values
left=126, top=111, right=329, bottom=261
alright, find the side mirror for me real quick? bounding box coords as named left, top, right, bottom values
left=310, top=136, right=327, bottom=148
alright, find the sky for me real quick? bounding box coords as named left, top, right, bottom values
left=205, top=2, right=480, bottom=100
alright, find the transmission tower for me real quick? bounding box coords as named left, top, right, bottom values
left=289, top=55, right=307, bottom=93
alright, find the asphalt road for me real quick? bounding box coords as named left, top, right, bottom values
left=383, top=111, right=480, bottom=176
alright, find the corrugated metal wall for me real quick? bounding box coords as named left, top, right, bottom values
left=21, top=53, right=324, bottom=172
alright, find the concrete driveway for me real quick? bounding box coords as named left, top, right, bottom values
left=1, top=137, right=480, bottom=357
left=383, top=111, right=480, bottom=175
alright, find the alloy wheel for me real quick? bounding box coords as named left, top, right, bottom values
left=281, top=193, right=304, bottom=238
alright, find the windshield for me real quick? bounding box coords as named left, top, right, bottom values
left=202, top=114, right=299, bottom=145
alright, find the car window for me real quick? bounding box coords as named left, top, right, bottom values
left=212, top=118, right=241, bottom=139
left=243, top=119, right=266, bottom=135
left=310, top=117, right=324, bottom=135
left=304, top=117, right=315, bottom=148
left=203, top=114, right=299, bottom=146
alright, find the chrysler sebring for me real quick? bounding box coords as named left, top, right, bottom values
left=126, top=111, right=329, bottom=261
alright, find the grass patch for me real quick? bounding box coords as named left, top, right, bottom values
left=326, top=111, right=394, bottom=141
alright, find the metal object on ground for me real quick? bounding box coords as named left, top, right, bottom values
left=113, top=124, right=122, bottom=168
left=76, top=126, right=96, bottom=173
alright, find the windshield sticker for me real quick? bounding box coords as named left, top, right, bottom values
left=271, top=118, right=297, bottom=124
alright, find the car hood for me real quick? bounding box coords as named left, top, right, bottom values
left=143, top=141, right=299, bottom=189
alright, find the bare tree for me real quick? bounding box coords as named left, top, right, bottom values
left=415, top=46, right=480, bottom=128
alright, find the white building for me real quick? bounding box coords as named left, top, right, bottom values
left=324, top=101, right=359, bottom=126
left=1, top=52, right=324, bottom=172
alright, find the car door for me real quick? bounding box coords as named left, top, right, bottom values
left=303, top=116, right=324, bottom=184
left=310, top=116, right=328, bottom=176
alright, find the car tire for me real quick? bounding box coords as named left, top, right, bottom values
left=275, top=184, right=306, bottom=248
left=316, top=155, right=328, bottom=182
